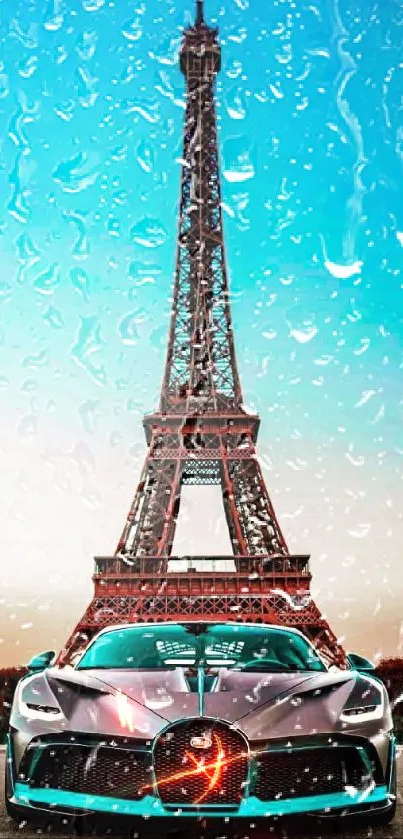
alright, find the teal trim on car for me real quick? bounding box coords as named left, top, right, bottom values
left=13, top=782, right=389, bottom=818
left=388, top=735, right=397, bottom=786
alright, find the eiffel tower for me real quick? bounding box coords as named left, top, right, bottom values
left=60, top=1, right=345, bottom=666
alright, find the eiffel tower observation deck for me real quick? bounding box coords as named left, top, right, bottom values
left=60, top=1, right=345, bottom=667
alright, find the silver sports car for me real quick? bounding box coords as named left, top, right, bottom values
left=5, top=622, right=397, bottom=830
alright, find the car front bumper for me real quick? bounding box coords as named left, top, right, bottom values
left=10, top=781, right=392, bottom=819
left=6, top=731, right=396, bottom=822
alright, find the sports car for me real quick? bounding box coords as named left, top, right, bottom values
left=5, top=622, right=397, bottom=830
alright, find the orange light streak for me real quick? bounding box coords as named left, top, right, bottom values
left=115, top=691, right=136, bottom=733
left=185, top=734, right=225, bottom=803
left=141, top=734, right=252, bottom=804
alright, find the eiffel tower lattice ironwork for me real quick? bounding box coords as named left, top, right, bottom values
left=60, top=1, right=345, bottom=666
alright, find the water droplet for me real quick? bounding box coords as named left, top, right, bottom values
left=22, top=350, right=48, bottom=370
left=76, top=66, right=99, bottom=108
left=18, top=414, right=37, bottom=439
left=43, top=306, right=65, bottom=329
left=53, top=152, right=100, bottom=193
left=136, top=138, right=154, bottom=174
left=346, top=450, right=365, bottom=467
left=269, top=83, right=284, bottom=100
left=128, top=261, right=159, bottom=287
left=226, top=87, right=246, bottom=120
left=8, top=151, right=36, bottom=223
left=324, top=259, right=362, bottom=279
left=76, top=30, right=98, bottom=61
left=44, top=9, right=64, bottom=31
left=119, top=308, right=147, bottom=346
left=63, top=210, right=89, bottom=258
left=150, top=35, right=181, bottom=67
left=78, top=399, right=101, bottom=433
left=82, top=0, right=105, bottom=10
left=33, top=263, right=60, bottom=296
left=150, top=324, right=168, bottom=351
left=16, top=232, right=40, bottom=263
left=354, top=338, right=370, bottom=356
left=130, top=217, right=167, bottom=248
left=223, top=137, right=255, bottom=183
left=71, top=267, right=91, bottom=300
left=0, top=282, right=12, bottom=303
left=348, top=524, right=371, bottom=539
left=18, top=55, right=38, bottom=79
left=71, top=316, right=106, bottom=386
left=289, top=324, right=318, bottom=344
left=125, top=96, right=159, bottom=124
left=122, top=17, right=143, bottom=42
left=0, top=65, right=9, bottom=99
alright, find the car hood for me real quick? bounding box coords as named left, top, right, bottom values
left=60, top=668, right=344, bottom=720
left=15, top=665, right=388, bottom=742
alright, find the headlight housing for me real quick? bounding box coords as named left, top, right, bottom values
left=17, top=677, right=64, bottom=722
left=340, top=676, right=384, bottom=723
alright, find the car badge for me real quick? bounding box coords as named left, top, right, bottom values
left=190, top=734, right=213, bottom=750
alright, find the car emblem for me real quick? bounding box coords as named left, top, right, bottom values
left=190, top=734, right=213, bottom=750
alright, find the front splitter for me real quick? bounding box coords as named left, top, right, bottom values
left=13, top=782, right=389, bottom=818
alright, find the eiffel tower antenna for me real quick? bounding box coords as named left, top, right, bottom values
left=196, top=0, right=204, bottom=25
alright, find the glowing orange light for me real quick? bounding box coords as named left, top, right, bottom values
left=115, top=691, right=136, bottom=733
left=185, top=734, right=225, bottom=803
left=142, top=734, right=250, bottom=804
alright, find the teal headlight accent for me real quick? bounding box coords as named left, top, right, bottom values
left=13, top=782, right=389, bottom=818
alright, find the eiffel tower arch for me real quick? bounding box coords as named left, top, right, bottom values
left=60, top=1, right=345, bottom=668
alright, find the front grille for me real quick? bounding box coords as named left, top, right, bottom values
left=19, top=734, right=375, bottom=810
left=253, top=747, right=370, bottom=801
left=153, top=720, right=249, bottom=806
left=23, top=742, right=152, bottom=801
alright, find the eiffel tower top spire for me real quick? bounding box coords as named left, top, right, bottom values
left=195, top=0, right=204, bottom=26
left=161, top=0, right=241, bottom=415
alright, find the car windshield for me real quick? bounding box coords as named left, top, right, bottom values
left=76, top=624, right=326, bottom=672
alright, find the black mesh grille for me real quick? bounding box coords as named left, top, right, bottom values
left=253, top=747, right=370, bottom=801
left=20, top=735, right=373, bottom=809
left=24, top=743, right=152, bottom=801
left=153, top=720, right=248, bottom=806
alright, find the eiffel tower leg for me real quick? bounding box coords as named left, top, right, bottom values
left=116, top=455, right=182, bottom=561
left=220, top=455, right=249, bottom=555
left=228, top=454, right=289, bottom=558
left=156, top=459, right=182, bottom=557
left=302, top=601, right=346, bottom=666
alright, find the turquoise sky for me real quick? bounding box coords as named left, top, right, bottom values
left=0, top=0, right=402, bottom=664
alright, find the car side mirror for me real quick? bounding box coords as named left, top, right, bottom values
left=347, top=652, right=375, bottom=673
left=27, top=650, right=55, bottom=672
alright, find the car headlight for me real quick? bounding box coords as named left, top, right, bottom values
left=17, top=680, right=64, bottom=722
left=340, top=676, right=384, bottom=723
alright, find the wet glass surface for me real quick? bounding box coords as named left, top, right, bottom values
left=0, top=0, right=402, bottom=669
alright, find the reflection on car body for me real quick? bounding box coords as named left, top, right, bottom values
left=5, top=621, right=397, bottom=828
